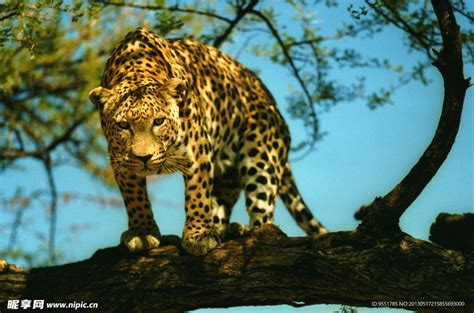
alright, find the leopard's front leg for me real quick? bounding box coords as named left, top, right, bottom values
left=181, top=150, right=221, bottom=255
left=114, top=169, right=161, bottom=251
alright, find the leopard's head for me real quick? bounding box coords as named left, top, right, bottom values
left=89, top=78, right=189, bottom=176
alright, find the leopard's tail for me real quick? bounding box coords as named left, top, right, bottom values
left=279, top=162, right=328, bottom=235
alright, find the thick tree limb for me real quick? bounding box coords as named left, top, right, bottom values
left=355, top=0, right=470, bottom=234
left=430, top=213, right=474, bottom=251
left=0, top=225, right=472, bottom=312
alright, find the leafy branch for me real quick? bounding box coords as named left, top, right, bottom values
left=90, top=0, right=233, bottom=23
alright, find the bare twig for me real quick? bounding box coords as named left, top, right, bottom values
left=250, top=9, right=320, bottom=147
left=0, top=112, right=94, bottom=160
left=7, top=191, right=41, bottom=249
left=287, top=37, right=324, bottom=47
left=234, top=34, right=259, bottom=60
left=212, top=0, right=259, bottom=48
left=452, top=4, right=474, bottom=23
left=91, top=0, right=233, bottom=23
left=43, top=156, right=58, bottom=264
left=365, top=0, right=439, bottom=59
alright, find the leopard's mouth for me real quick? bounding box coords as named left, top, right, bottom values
left=139, top=161, right=165, bottom=176
left=122, top=155, right=186, bottom=176
left=118, top=160, right=163, bottom=177
left=134, top=167, right=161, bottom=177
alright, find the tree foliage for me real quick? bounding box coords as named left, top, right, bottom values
left=0, top=0, right=141, bottom=264
left=0, top=0, right=472, bottom=266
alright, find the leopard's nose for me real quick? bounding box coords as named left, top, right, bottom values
left=136, top=154, right=152, bottom=165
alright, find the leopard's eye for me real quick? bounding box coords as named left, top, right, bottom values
left=153, top=118, right=165, bottom=127
left=117, top=121, right=130, bottom=130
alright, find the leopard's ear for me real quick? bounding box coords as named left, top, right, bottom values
left=89, top=87, right=116, bottom=113
left=164, top=78, right=186, bottom=99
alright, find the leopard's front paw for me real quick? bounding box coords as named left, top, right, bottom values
left=182, top=229, right=221, bottom=256
left=121, top=227, right=161, bottom=251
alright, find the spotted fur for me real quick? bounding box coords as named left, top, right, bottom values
left=89, top=28, right=327, bottom=255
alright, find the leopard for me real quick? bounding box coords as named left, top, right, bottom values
left=89, top=28, right=327, bottom=256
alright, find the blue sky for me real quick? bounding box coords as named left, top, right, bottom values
left=1, top=1, right=472, bottom=312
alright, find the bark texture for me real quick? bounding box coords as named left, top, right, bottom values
left=0, top=225, right=473, bottom=312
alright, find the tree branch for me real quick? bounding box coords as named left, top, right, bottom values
left=250, top=9, right=320, bottom=148
left=452, top=4, right=474, bottom=23
left=0, top=225, right=472, bottom=311
left=365, top=0, right=436, bottom=58
left=355, top=0, right=470, bottom=234
left=43, top=156, right=58, bottom=264
left=0, top=3, right=20, bottom=22
left=0, top=11, right=19, bottom=22
left=92, top=0, right=233, bottom=24
left=212, top=0, right=259, bottom=48
left=429, top=213, right=474, bottom=251
left=0, top=112, right=94, bottom=160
